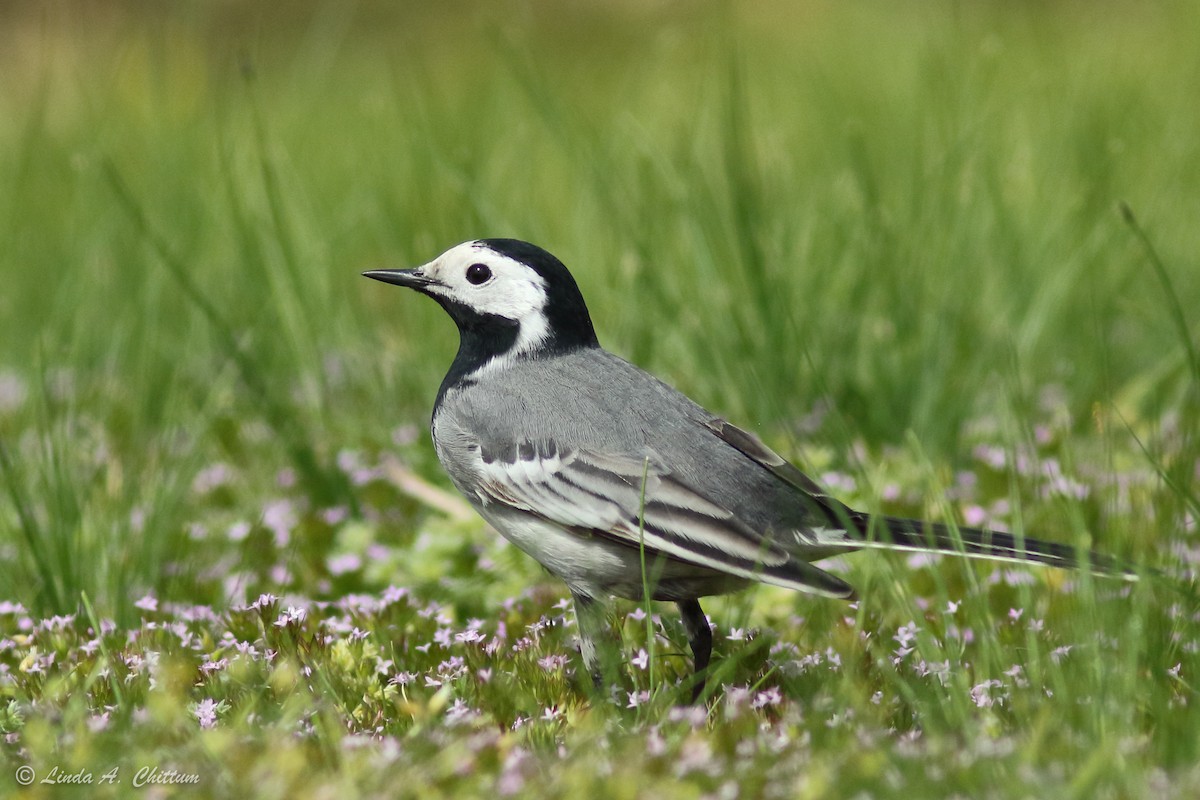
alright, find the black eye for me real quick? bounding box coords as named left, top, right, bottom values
left=466, top=263, right=492, bottom=285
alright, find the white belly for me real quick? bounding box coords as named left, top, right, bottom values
left=473, top=504, right=748, bottom=601
left=476, top=505, right=637, bottom=597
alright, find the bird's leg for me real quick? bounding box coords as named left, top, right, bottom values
left=677, top=598, right=712, bottom=704
left=571, top=591, right=621, bottom=698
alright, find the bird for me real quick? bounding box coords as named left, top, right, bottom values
left=363, top=238, right=1130, bottom=703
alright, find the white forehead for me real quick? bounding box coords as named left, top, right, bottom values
left=424, top=241, right=543, bottom=283
left=427, top=241, right=493, bottom=270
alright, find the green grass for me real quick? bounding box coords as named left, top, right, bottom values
left=1, top=1, right=1199, bottom=796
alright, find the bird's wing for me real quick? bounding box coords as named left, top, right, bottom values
left=473, top=438, right=854, bottom=598
left=703, top=417, right=866, bottom=542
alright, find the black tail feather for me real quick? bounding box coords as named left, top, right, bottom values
left=847, top=515, right=1136, bottom=579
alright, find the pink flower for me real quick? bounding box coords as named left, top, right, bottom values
left=537, top=654, right=569, bottom=671
left=195, top=698, right=219, bottom=729
left=894, top=621, right=920, bottom=648
left=388, top=671, right=417, bottom=686
left=970, top=680, right=1005, bottom=708
left=327, top=553, right=362, bottom=576
left=455, top=629, right=486, bottom=645
left=626, top=690, right=651, bottom=709
left=752, top=687, right=782, bottom=709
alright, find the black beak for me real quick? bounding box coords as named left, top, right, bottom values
left=361, top=268, right=437, bottom=290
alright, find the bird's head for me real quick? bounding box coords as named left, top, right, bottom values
left=364, top=239, right=599, bottom=365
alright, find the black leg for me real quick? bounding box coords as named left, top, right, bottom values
left=677, top=599, right=712, bottom=704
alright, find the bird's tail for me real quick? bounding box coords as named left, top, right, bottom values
left=842, top=514, right=1136, bottom=579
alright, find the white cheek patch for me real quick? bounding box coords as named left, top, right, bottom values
left=512, top=301, right=550, bottom=352
left=463, top=262, right=552, bottom=368
left=424, top=242, right=555, bottom=371
left=474, top=272, right=548, bottom=323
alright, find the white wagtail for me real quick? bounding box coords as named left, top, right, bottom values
left=364, top=239, right=1128, bottom=701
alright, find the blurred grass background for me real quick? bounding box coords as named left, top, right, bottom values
left=0, top=1, right=1198, bottom=794
left=3, top=0, right=1196, bottom=614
